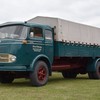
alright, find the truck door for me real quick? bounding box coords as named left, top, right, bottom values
left=44, top=28, right=54, bottom=62
left=27, top=26, right=44, bottom=63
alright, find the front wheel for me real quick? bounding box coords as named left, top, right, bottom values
left=30, top=61, right=49, bottom=87
left=88, top=61, right=100, bottom=79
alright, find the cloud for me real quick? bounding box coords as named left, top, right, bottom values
left=0, top=0, right=100, bottom=27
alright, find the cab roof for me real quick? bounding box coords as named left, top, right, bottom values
left=0, top=22, right=52, bottom=30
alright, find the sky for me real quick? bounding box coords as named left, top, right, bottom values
left=0, top=0, right=100, bottom=27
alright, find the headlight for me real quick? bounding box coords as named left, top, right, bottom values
left=9, top=55, right=16, bottom=62
left=0, top=54, right=16, bottom=63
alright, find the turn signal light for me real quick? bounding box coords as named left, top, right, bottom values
left=22, top=40, right=28, bottom=44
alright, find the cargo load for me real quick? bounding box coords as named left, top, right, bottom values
left=28, top=16, right=100, bottom=45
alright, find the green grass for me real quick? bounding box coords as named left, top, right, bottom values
left=0, top=73, right=100, bottom=100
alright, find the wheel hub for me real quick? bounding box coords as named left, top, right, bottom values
left=37, top=66, right=46, bottom=81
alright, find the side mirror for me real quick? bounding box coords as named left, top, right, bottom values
left=30, top=32, right=34, bottom=38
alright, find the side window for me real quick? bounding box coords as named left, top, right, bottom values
left=30, top=27, right=43, bottom=38
left=45, top=30, right=53, bottom=41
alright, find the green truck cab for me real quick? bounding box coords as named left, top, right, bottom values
left=0, top=16, right=100, bottom=87
left=0, top=22, right=54, bottom=86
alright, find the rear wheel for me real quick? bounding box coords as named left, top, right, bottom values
left=62, top=71, right=77, bottom=78
left=88, top=61, right=100, bottom=79
left=30, top=61, right=49, bottom=87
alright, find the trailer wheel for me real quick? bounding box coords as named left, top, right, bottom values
left=88, top=62, right=100, bottom=79
left=62, top=71, right=77, bottom=78
left=0, top=73, right=14, bottom=83
left=30, top=61, right=49, bottom=87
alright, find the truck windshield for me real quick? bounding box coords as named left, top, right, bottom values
left=0, top=25, right=29, bottom=39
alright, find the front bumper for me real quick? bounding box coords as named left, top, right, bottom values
left=0, top=66, right=27, bottom=71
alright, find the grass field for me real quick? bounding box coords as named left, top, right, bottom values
left=0, top=73, right=100, bottom=100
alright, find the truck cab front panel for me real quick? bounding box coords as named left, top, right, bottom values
left=0, top=23, right=54, bottom=71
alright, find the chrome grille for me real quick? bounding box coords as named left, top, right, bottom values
left=0, top=54, right=9, bottom=62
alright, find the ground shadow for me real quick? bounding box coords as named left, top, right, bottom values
left=0, top=79, right=31, bottom=88
left=48, top=75, right=89, bottom=84
left=0, top=74, right=90, bottom=87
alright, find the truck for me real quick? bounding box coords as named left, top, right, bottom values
left=0, top=16, right=100, bottom=87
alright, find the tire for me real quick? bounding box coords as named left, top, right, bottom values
left=30, top=61, right=49, bottom=87
left=0, top=73, right=14, bottom=83
left=88, top=62, right=100, bottom=79
left=62, top=71, right=77, bottom=79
